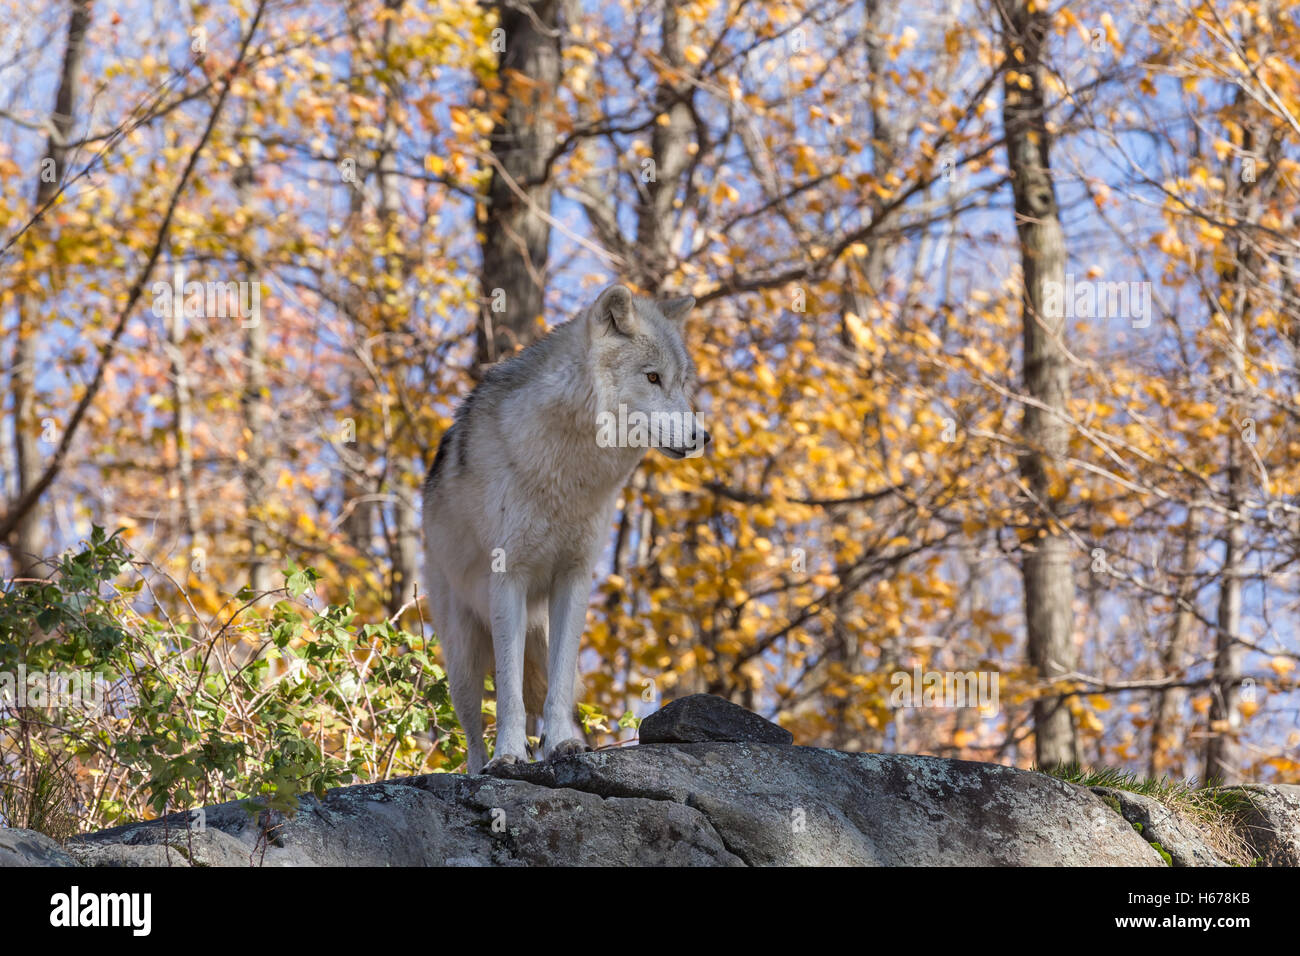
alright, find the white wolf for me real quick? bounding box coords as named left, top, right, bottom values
left=422, top=284, right=710, bottom=773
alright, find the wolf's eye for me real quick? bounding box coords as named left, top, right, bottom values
left=646, top=372, right=660, bottom=385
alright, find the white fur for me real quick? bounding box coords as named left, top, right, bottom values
left=422, top=284, right=707, bottom=773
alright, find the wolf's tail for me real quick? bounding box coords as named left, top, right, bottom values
left=522, top=625, right=589, bottom=729
left=523, top=624, right=549, bottom=716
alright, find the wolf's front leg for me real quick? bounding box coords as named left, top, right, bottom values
left=485, top=573, right=530, bottom=771
left=541, top=568, right=593, bottom=760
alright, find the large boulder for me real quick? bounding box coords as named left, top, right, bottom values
left=492, top=744, right=1163, bottom=865
left=21, top=697, right=1295, bottom=867
left=64, top=771, right=742, bottom=868
left=61, top=744, right=1166, bottom=866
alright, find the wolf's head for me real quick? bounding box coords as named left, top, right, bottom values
left=588, top=284, right=711, bottom=459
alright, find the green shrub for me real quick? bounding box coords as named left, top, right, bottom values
left=0, top=527, right=464, bottom=836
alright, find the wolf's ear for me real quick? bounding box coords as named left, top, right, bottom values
left=593, top=284, right=636, bottom=336
left=659, top=295, right=695, bottom=323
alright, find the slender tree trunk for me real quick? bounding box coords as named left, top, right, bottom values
left=857, top=0, right=902, bottom=294
left=634, top=0, right=703, bottom=700
left=634, top=0, right=693, bottom=292
left=830, top=0, right=904, bottom=747
left=163, top=274, right=200, bottom=555
left=235, top=130, right=272, bottom=597
left=1150, top=516, right=1196, bottom=778
left=476, top=0, right=562, bottom=365
left=388, top=502, right=419, bottom=615
left=376, top=0, right=419, bottom=618
left=9, top=0, right=91, bottom=577
left=340, top=7, right=375, bottom=560
left=1000, top=0, right=1078, bottom=768
left=241, top=307, right=271, bottom=597
left=1206, top=311, right=1247, bottom=785
left=1204, top=100, right=1261, bottom=785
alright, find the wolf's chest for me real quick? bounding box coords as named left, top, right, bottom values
left=490, top=459, right=623, bottom=557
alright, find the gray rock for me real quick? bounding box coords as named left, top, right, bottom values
left=69, top=843, right=191, bottom=867
left=1090, top=787, right=1227, bottom=866
left=491, top=743, right=1165, bottom=865
left=42, top=740, right=1300, bottom=866
left=1226, top=784, right=1300, bottom=865
left=72, top=779, right=488, bottom=867
left=68, top=820, right=260, bottom=868
left=0, top=827, right=78, bottom=867
left=638, top=693, right=794, bottom=746
left=445, top=775, right=742, bottom=866
left=68, top=770, right=741, bottom=867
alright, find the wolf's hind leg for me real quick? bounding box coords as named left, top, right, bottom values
left=443, top=603, right=491, bottom=774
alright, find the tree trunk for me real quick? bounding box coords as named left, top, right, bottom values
left=830, top=0, right=905, bottom=748
left=339, top=4, right=377, bottom=562
left=633, top=0, right=703, bottom=700
left=1150, top=517, right=1195, bottom=778
left=9, top=0, right=92, bottom=577
left=633, top=0, right=693, bottom=292
left=1000, top=0, right=1078, bottom=768
left=1204, top=94, right=1263, bottom=785
left=163, top=271, right=200, bottom=558
left=236, top=130, right=272, bottom=597
left=1206, top=303, right=1247, bottom=785
left=377, top=0, right=419, bottom=619
left=476, top=0, right=562, bottom=365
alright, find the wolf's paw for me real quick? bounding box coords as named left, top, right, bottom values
left=545, top=738, right=591, bottom=762
left=482, top=753, right=523, bottom=776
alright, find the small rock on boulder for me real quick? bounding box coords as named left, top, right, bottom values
left=638, top=693, right=793, bottom=746
left=1090, top=787, right=1228, bottom=866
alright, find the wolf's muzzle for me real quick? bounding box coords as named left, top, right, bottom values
left=670, top=428, right=711, bottom=459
